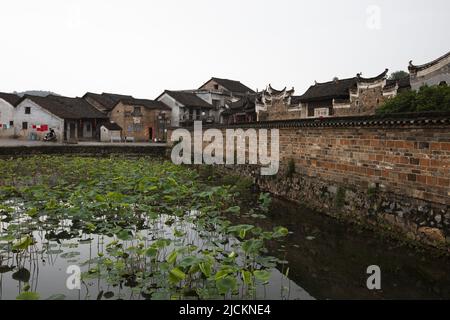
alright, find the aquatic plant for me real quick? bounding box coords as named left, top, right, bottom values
left=0, top=156, right=289, bottom=300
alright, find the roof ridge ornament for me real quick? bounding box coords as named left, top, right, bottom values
left=356, top=68, right=389, bottom=82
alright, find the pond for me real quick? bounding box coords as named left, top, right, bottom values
left=0, top=156, right=449, bottom=300
left=0, top=156, right=309, bottom=300
left=253, top=198, right=450, bottom=299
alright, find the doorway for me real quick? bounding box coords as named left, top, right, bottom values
left=69, top=122, right=76, bottom=140
left=148, top=127, right=153, bottom=142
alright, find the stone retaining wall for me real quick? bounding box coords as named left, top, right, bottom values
left=179, top=113, right=450, bottom=247
left=0, top=145, right=168, bottom=157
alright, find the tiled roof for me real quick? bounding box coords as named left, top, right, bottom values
left=409, top=51, right=450, bottom=72
left=47, top=95, right=108, bottom=119
left=83, top=92, right=133, bottom=111
left=19, top=95, right=79, bottom=119
left=201, top=77, right=255, bottom=94
left=200, top=112, right=450, bottom=129
left=84, top=92, right=170, bottom=111
left=18, top=95, right=108, bottom=119
left=0, top=92, right=21, bottom=105
left=356, top=69, right=389, bottom=82
left=118, top=98, right=171, bottom=110
left=223, top=95, right=256, bottom=115
left=299, top=77, right=357, bottom=102
left=102, top=122, right=122, bottom=131
left=383, top=76, right=411, bottom=90
left=162, top=90, right=213, bottom=109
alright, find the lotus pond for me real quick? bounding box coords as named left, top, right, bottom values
left=0, top=156, right=310, bottom=300
left=1, top=156, right=450, bottom=300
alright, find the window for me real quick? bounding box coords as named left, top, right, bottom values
left=212, top=99, right=221, bottom=108
left=134, top=106, right=141, bottom=113
left=9, top=121, right=13, bottom=126
left=25, top=107, right=31, bottom=114
left=214, top=84, right=219, bottom=90
left=133, top=123, right=143, bottom=132
left=86, top=123, right=91, bottom=132
left=314, top=108, right=329, bottom=118
left=22, top=122, right=28, bottom=130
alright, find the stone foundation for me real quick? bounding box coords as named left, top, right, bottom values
left=218, top=164, right=450, bottom=248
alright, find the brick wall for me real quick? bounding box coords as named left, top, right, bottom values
left=110, top=102, right=169, bottom=142
left=177, top=114, right=450, bottom=246
left=277, top=126, right=449, bottom=205
left=258, top=98, right=306, bottom=121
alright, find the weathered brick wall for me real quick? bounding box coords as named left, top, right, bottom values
left=110, top=102, right=169, bottom=142
left=278, top=126, right=449, bottom=206
left=258, top=99, right=305, bottom=121
left=177, top=116, right=450, bottom=246
left=181, top=121, right=450, bottom=205
left=335, top=86, right=390, bottom=117
left=200, top=80, right=228, bottom=92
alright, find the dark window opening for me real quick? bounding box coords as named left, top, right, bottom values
left=9, top=121, right=13, bottom=126
left=25, top=107, right=31, bottom=114
left=22, top=122, right=28, bottom=130
left=214, top=84, right=219, bottom=90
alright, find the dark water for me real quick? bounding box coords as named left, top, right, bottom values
left=262, top=198, right=450, bottom=299
left=1, top=196, right=449, bottom=300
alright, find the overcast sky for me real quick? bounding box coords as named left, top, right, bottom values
left=1, top=0, right=449, bottom=99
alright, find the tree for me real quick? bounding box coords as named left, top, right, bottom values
left=388, top=70, right=409, bottom=81
left=377, top=85, right=450, bottom=114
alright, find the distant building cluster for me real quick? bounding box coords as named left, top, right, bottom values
left=257, top=51, right=449, bottom=122
left=0, top=51, right=448, bottom=143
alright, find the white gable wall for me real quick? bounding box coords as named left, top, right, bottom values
left=0, top=99, right=15, bottom=137
left=14, top=99, right=64, bottom=141
left=158, top=93, right=182, bottom=127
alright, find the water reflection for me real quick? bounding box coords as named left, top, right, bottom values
left=261, top=198, right=450, bottom=299
left=0, top=207, right=313, bottom=300
left=3, top=195, right=448, bottom=300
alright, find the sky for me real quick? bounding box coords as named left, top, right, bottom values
left=1, top=0, right=449, bottom=99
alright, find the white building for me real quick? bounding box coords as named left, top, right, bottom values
left=14, top=96, right=66, bottom=141
left=100, top=122, right=122, bottom=142
left=0, top=92, right=21, bottom=138
left=156, top=90, right=214, bottom=127
left=156, top=77, right=255, bottom=127
left=14, top=95, right=108, bottom=142
left=409, top=51, right=450, bottom=91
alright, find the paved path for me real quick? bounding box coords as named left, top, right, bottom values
left=0, top=139, right=167, bottom=147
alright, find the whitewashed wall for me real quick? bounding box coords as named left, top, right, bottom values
left=100, top=126, right=121, bottom=142
left=158, top=94, right=181, bottom=127
left=0, top=99, right=15, bottom=137
left=14, top=99, right=64, bottom=141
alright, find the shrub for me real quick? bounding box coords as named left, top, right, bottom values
left=286, top=159, right=296, bottom=178
left=335, top=187, right=346, bottom=209
left=377, top=85, right=450, bottom=114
